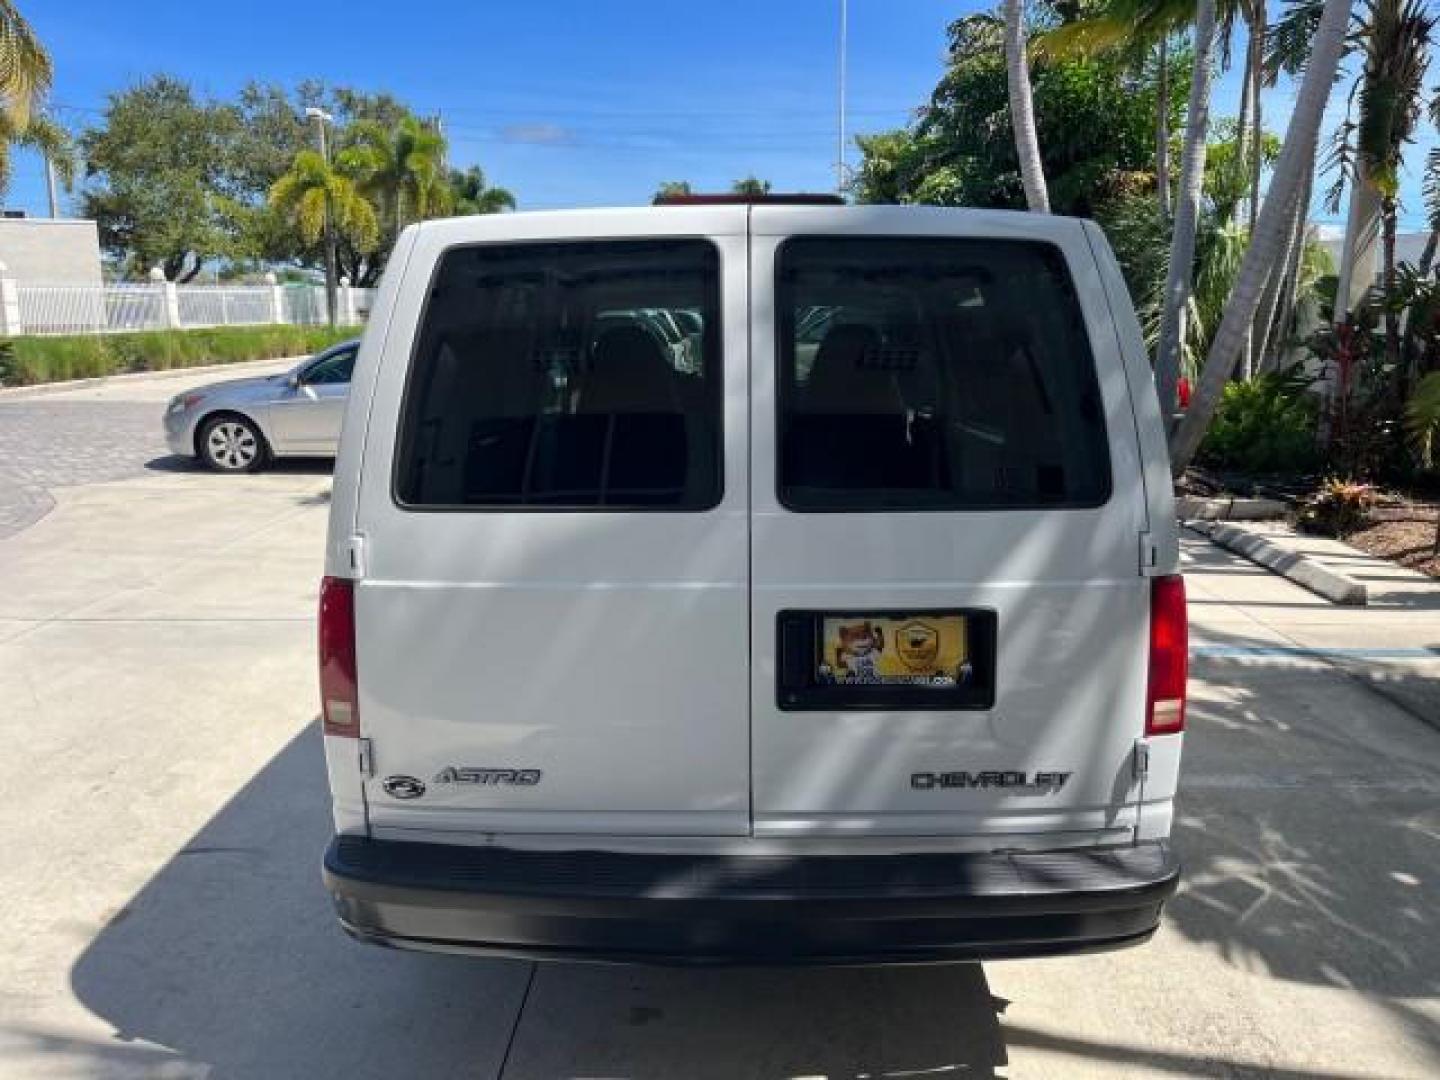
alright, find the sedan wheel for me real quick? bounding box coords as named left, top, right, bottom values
left=201, top=416, right=267, bottom=472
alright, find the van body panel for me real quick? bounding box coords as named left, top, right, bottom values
left=321, top=206, right=1183, bottom=962
left=362, top=825, right=1137, bottom=853
left=327, top=225, right=418, bottom=582
left=747, top=207, right=1150, bottom=838
left=1080, top=218, right=1185, bottom=836
left=348, top=209, right=753, bottom=835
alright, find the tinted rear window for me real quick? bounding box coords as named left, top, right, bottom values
left=396, top=240, right=721, bottom=510
left=777, top=238, right=1111, bottom=511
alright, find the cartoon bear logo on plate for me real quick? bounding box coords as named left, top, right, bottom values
left=835, top=621, right=885, bottom=682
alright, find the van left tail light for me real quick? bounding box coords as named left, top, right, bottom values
left=1145, top=574, right=1188, bottom=735
left=319, top=576, right=359, bottom=737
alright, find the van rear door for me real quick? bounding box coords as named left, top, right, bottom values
left=748, top=207, right=1150, bottom=844
left=351, top=209, right=751, bottom=836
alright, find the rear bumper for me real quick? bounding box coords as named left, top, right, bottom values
left=323, top=836, right=1179, bottom=965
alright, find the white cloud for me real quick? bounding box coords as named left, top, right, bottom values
left=500, top=123, right=575, bottom=146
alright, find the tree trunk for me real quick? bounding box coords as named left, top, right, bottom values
left=1253, top=197, right=1302, bottom=373
left=1236, top=28, right=1254, bottom=210
left=1004, top=0, right=1049, bottom=213
left=1382, top=196, right=1402, bottom=373
left=1155, top=0, right=1219, bottom=425
left=1156, top=37, right=1171, bottom=219
left=1247, top=4, right=1265, bottom=234
left=1334, top=162, right=1382, bottom=323
left=171, top=253, right=203, bottom=284
left=1169, top=0, right=1352, bottom=475
left=1261, top=154, right=1317, bottom=373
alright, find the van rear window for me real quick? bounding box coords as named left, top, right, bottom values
left=395, top=240, right=721, bottom=510
left=777, top=238, right=1111, bottom=511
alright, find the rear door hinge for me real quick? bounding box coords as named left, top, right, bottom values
left=1132, top=740, right=1150, bottom=780
left=358, top=737, right=375, bottom=779
left=1138, top=531, right=1162, bottom=577
left=346, top=534, right=367, bottom=579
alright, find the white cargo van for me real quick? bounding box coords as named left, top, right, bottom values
left=318, top=198, right=1187, bottom=963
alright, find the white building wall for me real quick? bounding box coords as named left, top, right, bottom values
left=1319, top=230, right=1430, bottom=283
left=0, top=219, right=104, bottom=287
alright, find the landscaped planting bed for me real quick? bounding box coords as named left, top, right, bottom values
left=0, top=325, right=358, bottom=386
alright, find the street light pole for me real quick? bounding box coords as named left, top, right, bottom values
left=836, top=0, right=848, bottom=194
left=44, top=155, right=60, bottom=218
left=306, top=107, right=338, bottom=328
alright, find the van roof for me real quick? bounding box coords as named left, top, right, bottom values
left=652, top=193, right=846, bottom=206
left=408, top=205, right=1091, bottom=245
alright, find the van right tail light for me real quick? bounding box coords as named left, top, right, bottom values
left=1146, top=575, right=1188, bottom=735
left=319, top=576, right=359, bottom=737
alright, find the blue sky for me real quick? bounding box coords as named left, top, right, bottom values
left=14, top=1, right=1432, bottom=234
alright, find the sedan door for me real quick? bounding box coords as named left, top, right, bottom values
left=268, top=344, right=357, bottom=454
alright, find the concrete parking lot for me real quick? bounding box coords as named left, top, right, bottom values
left=1, top=362, right=1438, bottom=1078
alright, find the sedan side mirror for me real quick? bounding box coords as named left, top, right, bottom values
left=285, top=374, right=301, bottom=391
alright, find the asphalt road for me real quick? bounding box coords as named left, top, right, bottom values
left=0, top=363, right=1437, bottom=1078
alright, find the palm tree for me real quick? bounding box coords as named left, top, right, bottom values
left=1040, top=0, right=1222, bottom=414
left=268, top=149, right=379, bottom=254
left=447, top=166, right=515, bottom=216
left=1348, top=0, right=1435, bottom=369
left=731, top=176, right=772, bottom=196
left=0, top=2, right=50, bottom=126
left=0, top=109, right=71, bottom=198
left=1258, top=0, right=1333, bottom=370
left=1170, top=0, right=1354, bottom=473
left=0, top=3, right=73, bottom=208
left=1004, top=0, right=1049, bottom=212
left=1156, top=36, right=1173, bottom=217
left=1418, top=139, right=1440, bottom=274
left=342, top=117, right=449, bottom=237
left=1238, top=0, right=1268, bottom=232
left=1156, top=0, right=1220, bottom=421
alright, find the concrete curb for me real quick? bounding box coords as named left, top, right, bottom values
left=0, top=354, right=311, bottom=400
left=1175, top=495, right=1288, bottom=521
left=1189, top=521, right=1368, bottom=606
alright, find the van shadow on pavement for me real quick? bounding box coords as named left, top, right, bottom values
left=144, top=454, right=335, bottom=476
left=67, top=725, right=1007, bottom=1079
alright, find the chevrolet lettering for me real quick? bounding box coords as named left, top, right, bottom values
left=911, top=770, right=1073, bottom=791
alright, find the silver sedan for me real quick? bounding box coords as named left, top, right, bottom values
left=163, top=340, right=359, bottom=471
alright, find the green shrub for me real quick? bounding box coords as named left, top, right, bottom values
left=1197, top=364, right=1321, bottom=473
left=1296, top=478, right=1376, bottom=538
left=0, top=325, right=358, bottom=386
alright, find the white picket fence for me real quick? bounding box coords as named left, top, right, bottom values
left=2, top=280, right=373, bottom=336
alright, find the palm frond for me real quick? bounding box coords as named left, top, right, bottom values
left=1264, top=0, right=1326, bottom=82
left=1424, top=147, right=1440, bottom=232
left=1037, top=0, right=1200, bottom=60
left=1354, top=0, right=1436, bottom=199
left=16, top=112, right=74, bottom=186
left=295, top=187, right=327, bottom=245
left=0, top=1, right=52, bottom=126
left=1320, top=79, right=1361, bottom=214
